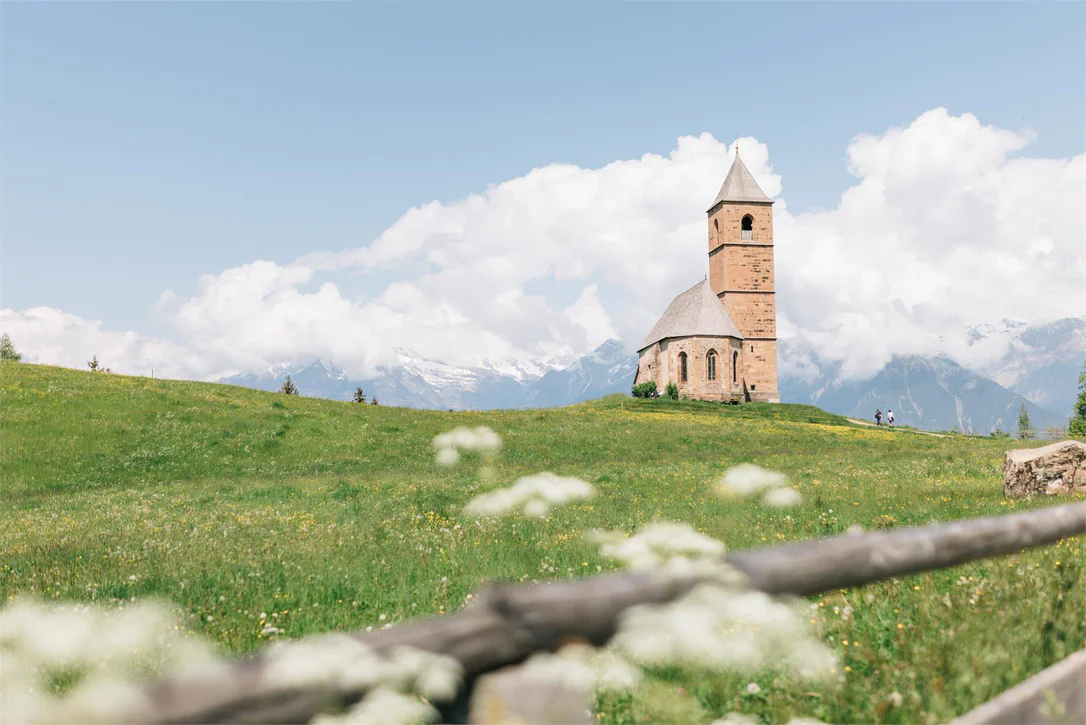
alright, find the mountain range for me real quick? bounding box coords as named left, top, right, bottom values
left=218, top=318, right=1085, bottom=434
left=219, top=339, right=638, bottom=411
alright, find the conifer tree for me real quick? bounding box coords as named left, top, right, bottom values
left=1016, top=403, right=1034, bottom=440
left=280, top=374, right=299, bottom=396
left=352, top=386, right=367, bottom=404
left=0, top=334, right=21, bottom=361
left=1070, top=359, right=1086, bottom=438
left=88, top=355, right=100, bottom=372
left=370, top=395, right=379, bottom=406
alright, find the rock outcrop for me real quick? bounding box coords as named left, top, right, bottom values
left=1003, top=440, right=1086, bottom=498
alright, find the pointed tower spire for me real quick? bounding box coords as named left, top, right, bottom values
left=708, top=147, right=772, bottom=210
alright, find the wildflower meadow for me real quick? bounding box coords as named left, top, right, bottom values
left=1, top=361, right=1083, bottom=724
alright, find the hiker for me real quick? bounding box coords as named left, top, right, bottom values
left=887, top=409, right=894, bottom=427
left=875, top=409, right=883, bottom=426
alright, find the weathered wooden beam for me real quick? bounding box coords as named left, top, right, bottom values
left=948, top=647, right=1086, bottom=725
left=140, top=501, right=1086, bottom=725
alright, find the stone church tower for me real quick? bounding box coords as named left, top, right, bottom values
left=706, top=148, right=779, bottom=403
left=634, top=147, right=779, bottom=403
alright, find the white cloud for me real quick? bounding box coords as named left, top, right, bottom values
left=0, top=307, right=213, bottom=379
left=4, top=109, right=1083, bottom=383
left=777, top=108, right=1085, bottom=377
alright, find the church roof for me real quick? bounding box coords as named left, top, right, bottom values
left=639, top=279, right=743, bottom=351
left=708, top=150, right=773, bottom=208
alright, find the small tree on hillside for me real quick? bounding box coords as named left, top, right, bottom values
left=1016, top=404, right=1034, bottom=440
left=87, top=355, right=102, bottom=372
left=352, top=386, right=367, bottom=404
left=370, top=395, right=379, bottom=406
left=0, top=334, right=22, bottom=361
left=280, top=374, right=299, bottom=396
left=1070, top=359, right=1086, bottom=438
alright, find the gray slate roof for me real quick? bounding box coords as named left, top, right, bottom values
left=709, top=150, right=773, bottom=208
left=640, top=279, right=743, bottom=351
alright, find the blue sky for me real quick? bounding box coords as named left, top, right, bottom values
left=2, top=2, right=1084, bottom=379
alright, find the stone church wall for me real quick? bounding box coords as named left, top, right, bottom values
left=636, top=336, right=744, bottom=401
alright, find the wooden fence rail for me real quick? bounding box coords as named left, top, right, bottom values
left=136, top=501, right=1086, bottom=725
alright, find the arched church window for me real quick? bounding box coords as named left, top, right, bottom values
left=713, top=218, right=719, bottom=234
left=706, top=350, right=717, bottom=381
left=679, top=352, right=688, bottom=383
left=732, top=351, right=738, bottom=384
left=741, top=214, right=754, bottom=240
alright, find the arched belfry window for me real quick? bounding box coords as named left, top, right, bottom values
left=732, top=351, right=739, bottom=384
left=741, top=215, right=754, bottom=241
left=713, top=218, right=719, bottom=234
left=706, top=350, right=717, bottom=381
left=678, top=352, right=688, bottom=383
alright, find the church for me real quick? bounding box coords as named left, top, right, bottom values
left=634, top=148, right=780, bottom=403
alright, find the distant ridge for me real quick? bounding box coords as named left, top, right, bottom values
left=217, top=318, right=1085, bottom=433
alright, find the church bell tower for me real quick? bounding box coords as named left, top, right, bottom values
left=706, top=147, right=780, bottom=403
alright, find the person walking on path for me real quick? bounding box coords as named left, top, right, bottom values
left=875, top=409, right=883, bottom=426
left=887, top=409, right=895, bottom=427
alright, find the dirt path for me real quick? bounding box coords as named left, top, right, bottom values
left=845, top=417, right=949, bottom=438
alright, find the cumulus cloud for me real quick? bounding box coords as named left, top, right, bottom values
left=0, top=307, right=214, bottom=379
left=152, top=134, right=774, bottom=376
left=4, top=109, right=1082, bottom=382
left=777, top=108, right=1085, bottom=377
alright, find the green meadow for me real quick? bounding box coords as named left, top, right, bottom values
left=1, top=361, right=1083, bottom=724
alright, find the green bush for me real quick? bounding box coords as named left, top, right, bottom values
left=631, top=381, right=658, bottom=398
left=665, top=381, right=679, bottom=400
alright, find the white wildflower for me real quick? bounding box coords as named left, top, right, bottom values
left=611, top=584, right=838, bottom=681
left=589, top=650, right=643, bottom=693
left=588, top=522, right=724, bottom=570
left=746, top=682, right=762, bottom=694
left=464, top=472, right=594, bottom=519
left=434, top=448, right=459, bottom=468
left=432, top=426, right=502, bottom=466
left=412, top=653, right=463, bottom=703
left=522, top=651, right=596, bottom=692
left=43, top=676, right=154, bottom=724
left=763, top=487, right=803, bottom=508
left=265, top=634, right=373, bottom=689
left=888, top=691, right=904, bottom=707
left=718, top=464, right=787, bottom=498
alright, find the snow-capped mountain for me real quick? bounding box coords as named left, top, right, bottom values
left=520, top=339, right=638, bottom=408
left=218, top=318, right=1084, bottom=432
left=217, top=341, right=636, bottom=411
left=968, top=317, right=1086, bottom=416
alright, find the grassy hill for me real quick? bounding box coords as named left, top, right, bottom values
left=1, top=361, right=1083, bottom=724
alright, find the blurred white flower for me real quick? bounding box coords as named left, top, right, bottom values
left=587, top=523, right=724, bottom=570
left=464, top=473, right=595, bottom=519
left=718, top=464, right=788, bottom=498
left=610, top=584, right=838, bottom=682
left=432, top=426, right=502, bottom=466
left=746, top=682, right=762, bottom=694
left=889, top=691, right=904, bottom=707
left=41, top=676, right=153, bottom=725
left=763, top=487, right=803, bottom=508
left=266, top=634, right=374, bottom=689
left=589, top=650, right=643, bottom=693
left=434, top=448, right=460, bottom=468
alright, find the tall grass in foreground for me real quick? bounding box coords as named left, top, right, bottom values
left=1, top=361, right=1083, bottom=724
